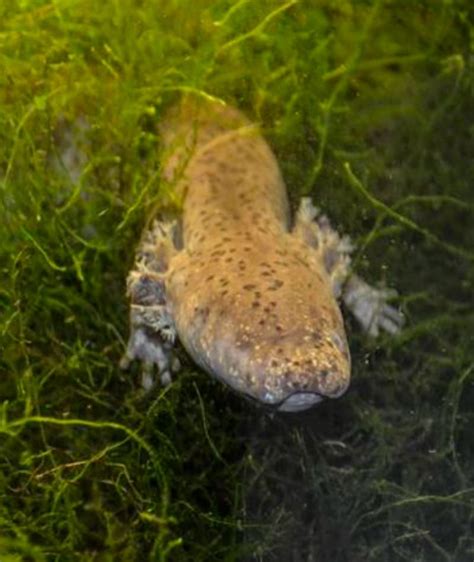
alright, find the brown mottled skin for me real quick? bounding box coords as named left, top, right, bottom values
left=121, top=96, right=403, bottom=412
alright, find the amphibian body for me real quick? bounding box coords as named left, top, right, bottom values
left=121, top=97, right=403, bottom=412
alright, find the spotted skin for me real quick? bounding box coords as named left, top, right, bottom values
left=121, top=97, right=404, bottom=412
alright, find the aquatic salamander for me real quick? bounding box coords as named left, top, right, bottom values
left=121, top=96, right=404, bottom=412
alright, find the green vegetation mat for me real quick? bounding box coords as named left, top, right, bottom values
left=1, top=1, right=473, bottom=560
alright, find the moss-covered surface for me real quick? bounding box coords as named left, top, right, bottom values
left=1, top=1, right=473, bottom=560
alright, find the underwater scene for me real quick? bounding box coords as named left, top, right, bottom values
left=1, top=1, right=473, bottom=560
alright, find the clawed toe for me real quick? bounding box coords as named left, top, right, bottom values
left=376, top=304, right=405, bottom=336
left=120, top=313, right=178, bottom=390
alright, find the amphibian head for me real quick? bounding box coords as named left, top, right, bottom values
left=168, top=232, right=352, bottom=413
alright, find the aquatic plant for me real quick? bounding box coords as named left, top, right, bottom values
left=1, top=1, right=473, bottom=560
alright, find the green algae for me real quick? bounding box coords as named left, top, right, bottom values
left=1, top=1, right=474, bottom=560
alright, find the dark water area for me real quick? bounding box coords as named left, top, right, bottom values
left=1, top=1, right=473, bottom=561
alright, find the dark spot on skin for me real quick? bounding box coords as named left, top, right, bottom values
left=196, top=306, right=210, bottom=320
left=243, top=284, right=256, bottom=291
left=311, top=330, right=321, bottom=342
left=263, top=307, right=271, bottom=313
left=259, top=319, right=265, bottom=326
left=291, top=255, right=309, bottom=268
left=319, top=370, right=329, bottom=379
left=271, top=359, right=278, bottom=368
left=221, top=289, right=229, bottom=297
left=276, top=325, right=283, bottom=333
left=211, top=249, right=225, bottom=257
left=270, top=301, right=277, bottom=307
left=252, top=301, right=260, bottom=308
left=225, top=257, right=233, bottom=263
left=268, top=279, right=284, bottom=290
left=206, top=275, right=215, bottom=282
left=219, top=278, right=229, bottom=287
left=293, top=360, right=300, bottom=367
left=244, top=246, right=252, bottom=252
left=277, top=347, right=284, bottom=355
left=261, top=271, right=271, bottom=277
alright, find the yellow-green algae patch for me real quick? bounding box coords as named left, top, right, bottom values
left=1, top=1, right=473, bottom=560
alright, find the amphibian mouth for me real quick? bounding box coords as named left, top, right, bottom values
left=121, top=96, right=403, bottom=412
